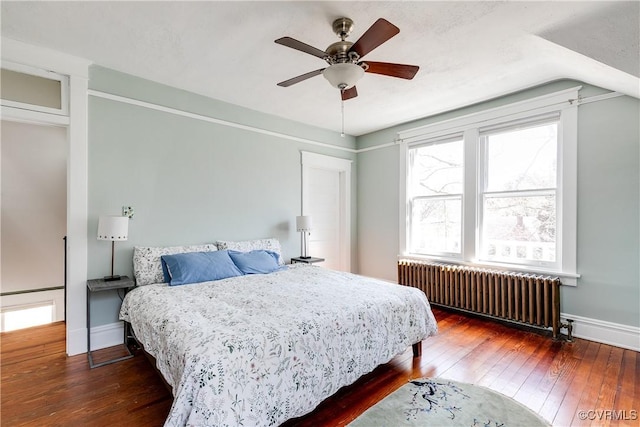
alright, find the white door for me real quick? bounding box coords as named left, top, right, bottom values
left=301, top=152, right=351, bottom=271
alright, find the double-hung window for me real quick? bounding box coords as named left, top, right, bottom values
left=401, top=87, right=579, bottom=282
left=407, top=136, right=464, bottom=257
left=478, top=115, right=559, bottom=269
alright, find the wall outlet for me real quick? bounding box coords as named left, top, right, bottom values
left=122, top=206, right=134, bottom=219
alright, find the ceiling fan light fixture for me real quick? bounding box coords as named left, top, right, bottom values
left=322, top=63, right=364, bottom=90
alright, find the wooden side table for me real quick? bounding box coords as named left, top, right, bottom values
left=290, top=257, right=325, bottom=264
left=86, top=275, right=135, bottom=368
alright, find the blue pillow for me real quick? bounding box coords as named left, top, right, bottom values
left=161, top=251, right=243, bottom=286
left=228, top=250, right=287, bottom=274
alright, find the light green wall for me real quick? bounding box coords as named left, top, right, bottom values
left=88, top=66, right=356, bottom=326
left=356, top=80, right=640, bottom=328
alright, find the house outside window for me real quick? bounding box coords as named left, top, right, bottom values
left=400, top=87, right=579, bottom=283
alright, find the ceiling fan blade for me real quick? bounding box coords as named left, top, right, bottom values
left=349, top=18, right=399, bottom=59
left=275, top=37, right=327, bottom=59
left=364, top=62, right=419, bottom=79
left=341, top=86, right=358, bottom=101
left=277, top=68, right=325, bottom=87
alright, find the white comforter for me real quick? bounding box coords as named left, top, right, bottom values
left=120, top=264, right=437, bottom=426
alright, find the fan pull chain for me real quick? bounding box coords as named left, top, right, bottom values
left=341, top=98, right=345, bottom=137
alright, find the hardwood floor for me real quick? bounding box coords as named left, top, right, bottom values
left=1, top=308, right=638, bottom=426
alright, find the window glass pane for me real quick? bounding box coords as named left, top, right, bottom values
left=1, top=69, right=62, bottom=109
left=484, top=122, right=557, bottom=192
left=410, top=139, right=463, bottom=196
left=410, top=198, right=461, bottom=254
left=482, top=194, right=556, bottom=263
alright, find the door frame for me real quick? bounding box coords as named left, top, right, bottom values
left=301, top=151, right=352, bottom=272
left=2, top=38, right=90, bottom=356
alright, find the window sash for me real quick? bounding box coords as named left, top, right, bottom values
left=477, top=117, right=560, bottom=269
left=408, top=194, right=463, bottom=257
left=407, top=137, right=464, bottom=257
left=478, top=190, right=558, bottom=268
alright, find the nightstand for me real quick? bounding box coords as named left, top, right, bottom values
left=291, top=256, right=325, bottom=264
left=86, top=275, right=135, bottom=368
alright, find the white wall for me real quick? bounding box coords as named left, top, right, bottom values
left=1, top=120, right=67, bottom=293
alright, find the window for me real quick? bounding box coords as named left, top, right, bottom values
left=408, top=137, right=463, bottom=256
left=479, top=117, right=559, bottom=268
left=400, top=87, right=578, bottom=281
left=0, top=62, right=68, bottom=116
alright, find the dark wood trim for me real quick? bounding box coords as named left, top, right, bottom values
left=412, top=341, right=422, bottom=357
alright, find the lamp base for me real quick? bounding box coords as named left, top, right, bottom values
left=103, top=275, right=122, bottom=282
left=298, top=256, right=311, bottom=259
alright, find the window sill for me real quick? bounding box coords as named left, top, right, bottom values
left=397, top=254, right=579, bottom=286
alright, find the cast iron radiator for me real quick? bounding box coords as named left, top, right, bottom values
left=398, top=259, right=571, bottom=339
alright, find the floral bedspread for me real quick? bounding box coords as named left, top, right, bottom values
left=120, top=264, right=438, bottom=427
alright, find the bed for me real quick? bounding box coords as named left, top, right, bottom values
left=120, top=242, right=438, bottom=426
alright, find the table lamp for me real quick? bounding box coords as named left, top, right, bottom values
left=296, top=215, right=312, bottom=259
left=97, top=215, right=129, bottom=281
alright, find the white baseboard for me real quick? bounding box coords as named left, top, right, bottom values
left=560, top=313, right=640, bottom=351
left=67, top=326, right=87, bottom=356
left=65, top=322, right=124, bottom=355
left=89, top=321, right=125, bottom=351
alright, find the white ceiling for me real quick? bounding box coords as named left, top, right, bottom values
left=2, top=1, right=638, bottom=136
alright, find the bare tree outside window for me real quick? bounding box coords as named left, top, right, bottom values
left=409, top=139, right=463, bottom=255
left=481, top=122, right=558, bottom=263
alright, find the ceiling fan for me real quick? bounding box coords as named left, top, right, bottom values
left=275, top=17, right=419, bottom=101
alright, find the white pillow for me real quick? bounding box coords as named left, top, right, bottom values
left=216, top=238, right=284, bottom=265
left=133, top=244, right=217, bottom=286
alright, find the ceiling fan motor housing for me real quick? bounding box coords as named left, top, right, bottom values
left=332, top=17, right=354, bottom=40
left=325, top=41, right=356, bottom=63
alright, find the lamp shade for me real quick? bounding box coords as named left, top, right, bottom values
left=322, top=63, right=365, bottom=89
left=97, top=215, right=129, bottom=241
left=296, top=215, right=312, bottom=232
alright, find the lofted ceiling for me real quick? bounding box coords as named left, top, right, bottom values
left=1, top=1, right=638, bottom=136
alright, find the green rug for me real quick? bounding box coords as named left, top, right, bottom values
left=348, top=378, right=550, bottom=427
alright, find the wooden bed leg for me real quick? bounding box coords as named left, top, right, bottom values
left=412, top=341, right=422, bottom=358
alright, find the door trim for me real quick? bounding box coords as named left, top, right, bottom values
left=2, top=38, right=91, bottom=356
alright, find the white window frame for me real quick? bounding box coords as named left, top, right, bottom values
left=399, top=87, right=580, bottom=285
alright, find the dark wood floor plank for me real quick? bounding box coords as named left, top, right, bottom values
left=511, top=339, right=563, bottom=405
left=610, top=350, right=639, bottom=427
left=537, top=338, right=590, bottom=421
left=527, top=338, right=588, bottom=414
left=594, top=346, right=625, bottom=427
left=551, top=341, right=604, bottom=426
left=570, top=344, right=613, bottom=426
left=481, top=331, right=547, bottom=394
left=435, top=319, right=511, bottom=383
left=2, top=310, right=638, bottom=427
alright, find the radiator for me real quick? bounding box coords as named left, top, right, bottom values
left=398, top=259, right=568, bottom=339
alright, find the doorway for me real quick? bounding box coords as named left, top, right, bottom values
left=301, top=152, right=352, bottom=271
left=0, top=120, right=67, bottom=331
